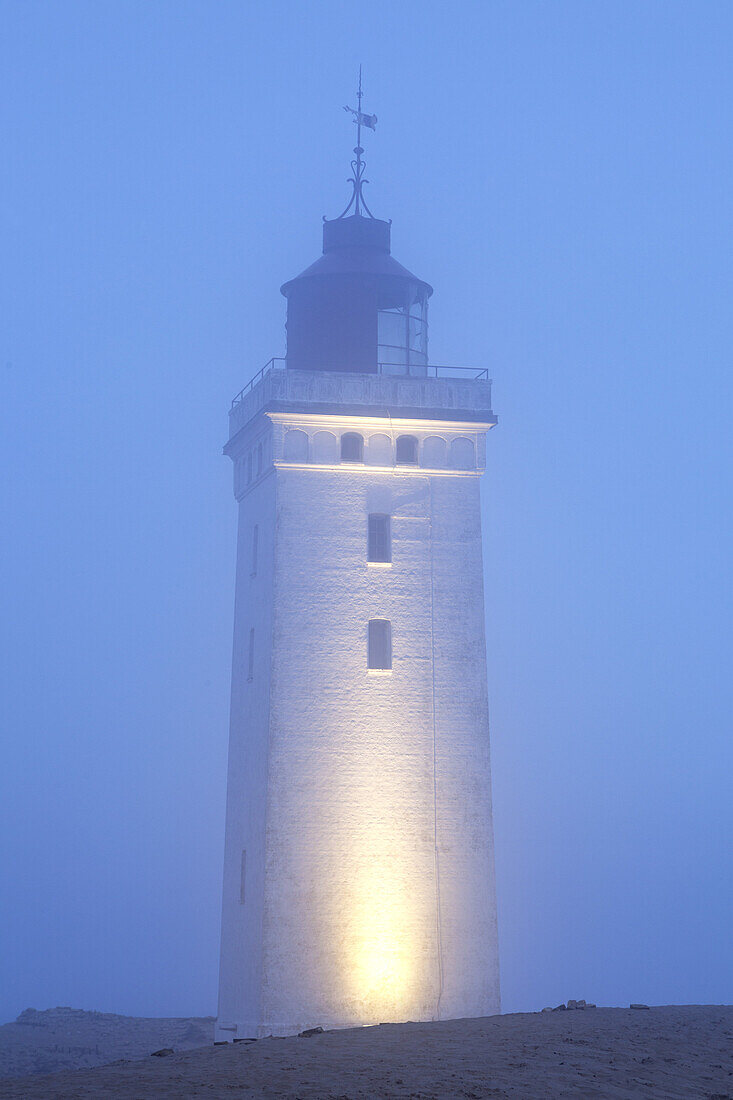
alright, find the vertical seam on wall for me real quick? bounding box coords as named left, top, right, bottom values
left=430, top=475, right=445, bottom=1019
left=386, top=408, right=397, bottom=474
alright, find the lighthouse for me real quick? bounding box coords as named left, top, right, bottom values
left=216, top=92, right=500, bottom=1040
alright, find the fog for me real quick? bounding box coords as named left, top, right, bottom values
left=1, top=0, right=731, bottom=1023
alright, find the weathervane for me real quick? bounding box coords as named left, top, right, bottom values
left=337, top=66, right=377, bottom=218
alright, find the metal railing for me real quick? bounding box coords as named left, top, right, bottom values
left=378, top=363, right=489, bottom=381
left=230, top=357, right=286, bottom=408
left=230, top=358, right=489, bottom=410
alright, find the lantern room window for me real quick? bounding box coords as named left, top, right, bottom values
left=378, top=295, right=428, bottom=376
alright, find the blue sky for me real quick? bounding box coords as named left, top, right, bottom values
left=1, top=0, right=731, bottom=1021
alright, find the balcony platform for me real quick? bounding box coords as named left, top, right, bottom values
left=228, top=361, right=496, bottom=445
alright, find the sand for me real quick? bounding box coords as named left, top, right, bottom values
left=0, top=1004, right=731, bottom=1098
left=0, top=1007, right=214, bottom=1080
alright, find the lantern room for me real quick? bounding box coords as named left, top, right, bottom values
left=280, top=213, right=433, bottom=376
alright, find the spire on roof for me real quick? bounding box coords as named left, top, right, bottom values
left=335, top=66, right=377, bottom=219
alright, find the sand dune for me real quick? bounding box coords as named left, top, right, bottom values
left=0, top=1006, right=213, bottom=1080
left=1, top=1004, right=731, bottom=1098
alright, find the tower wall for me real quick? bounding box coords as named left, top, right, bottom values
left=429, top=474, right=500, bottom=1019
left=217, top=372, right=499, bottom=1038
left=217, top=425, right=275, bottom=1039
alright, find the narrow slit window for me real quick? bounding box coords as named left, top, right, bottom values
left=257, top=442, right=263, bottom=475
left=239, top=849, right=247, bottom=905
left=341, top=432, right=364, bottom=463
left=247, top=627, right=255, bottom=681
left=396, top=435, right=418, bottom=465
left=368, top=619, right=392, bottom=670
left=251, top=525, right=258, bottom=576
left=368, top=514, right=391, bottom=563
left=247, top=454, right=253, bottom=484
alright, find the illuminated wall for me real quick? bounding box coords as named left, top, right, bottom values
left=217, top=377, right=499, bottom=1039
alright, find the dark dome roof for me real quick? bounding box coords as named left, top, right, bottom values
left=280, top=215, right=433, bottom=300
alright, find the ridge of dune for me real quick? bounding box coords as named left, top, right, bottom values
left=0, top=1006, right=214, bottom=1080
left=0, top=1004, right=731, bottom=1099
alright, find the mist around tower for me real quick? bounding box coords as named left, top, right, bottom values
left=2, top=8, right=732, bottom=1098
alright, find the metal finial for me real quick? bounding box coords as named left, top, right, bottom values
left=337, top=66, right=377, bottom=219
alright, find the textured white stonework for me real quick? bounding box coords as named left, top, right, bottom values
left=217, top=369, right=500, bottom=1039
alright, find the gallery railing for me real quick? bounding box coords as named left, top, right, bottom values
left=231, top=358, right=490, bottom=410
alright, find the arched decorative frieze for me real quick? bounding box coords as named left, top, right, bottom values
left=312, top=430, right=339, bottom=464
left=233, top=456, right=245, bottom=496
left=366, top=433, right=391, bottom=466
left=422, top=435, right=448, bottom=468
left=450, top=436, right=476, bottom=470
left=283, top=428, right=309, bottom=463
left=395, top=434, right=419, bottom=465
left=341, top=432, right=364, bottom=463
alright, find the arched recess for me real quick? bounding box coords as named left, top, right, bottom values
left=283, top=428, right=308, bottom=462
left=422, top=435, right=447, bottom=468
left=312, top=430, right=339, bottom=464
left=395, top=434, right=419, bottom=465
left=341, top=432, right=364, bottom=463
left=450, top=436, right=475, bottom=470
left=234, top=457, right=245, bottom=496
left=366, top=433, right=391, bottom=465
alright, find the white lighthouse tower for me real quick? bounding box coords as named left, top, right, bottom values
left=216, top=99, right=500, bottom=1040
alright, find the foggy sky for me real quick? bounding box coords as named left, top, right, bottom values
left=1, top=0, right=732, bottom=1022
